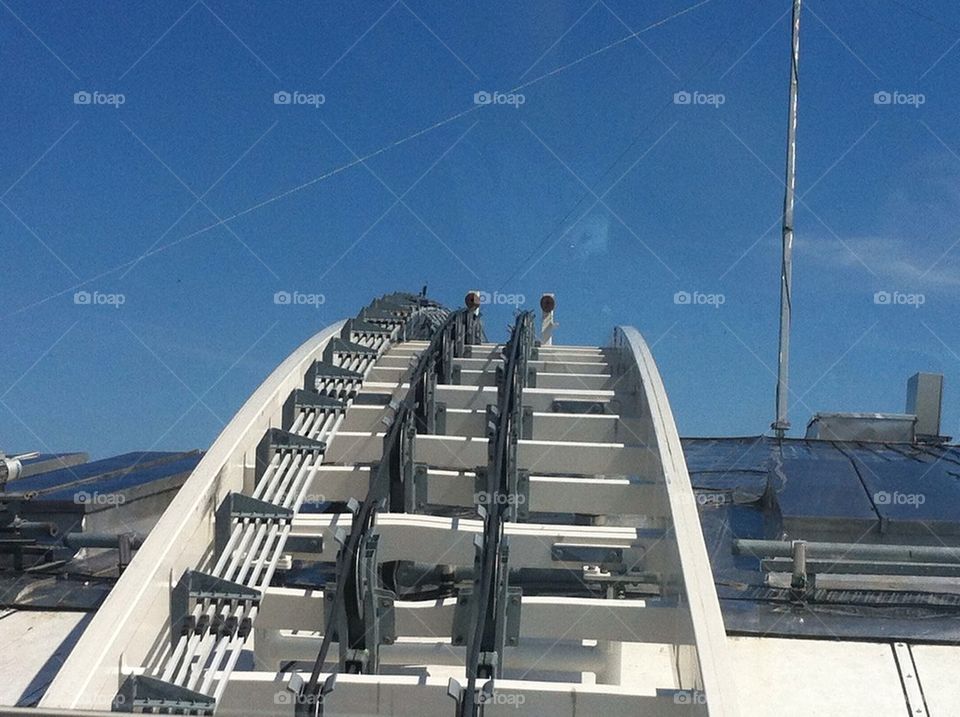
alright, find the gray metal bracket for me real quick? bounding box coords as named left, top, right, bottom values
left=342, top=317, right=392, bottom=339
left=414, top=355, right=440, bottom=434
left=511, top=469, right=530, bottom=522
left=473, top=466, right=489, bottom=513
left=455, top=539, right=520, bottom=678
left=325, top=532, right=396, bottom=675
left=380, top=419, right=417, bottom=513
left=521, top=405, right=533, bottom=440
left=292, top=672, right=338, bottom=717
left=323, top=337, right=378, bottom=363
left=256, top=428, right=326, bottom=480
left=170, top=570, right=260, bottom=646
left=446, top=678, right=495, bottom=717
left=215, top=492, right=293, bottom=555
left=491, top=545, right=520, bottom=660
left=305, top=360, right=364, bottom=398
left=473, top=467, right=529, bottom=522
left=412, top=463, right=429, bottom=512
left=451, top=585, right=475, bottom=647
left=359, top=308, right=407, bottom=326
left=282, top=388, right=344, bottom=429
left=114, top=674, right=215, bottom=714
left=435, top=402, right=447, bottom=434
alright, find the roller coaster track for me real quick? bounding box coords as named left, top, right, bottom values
left=40, top=292, right=738, bottom=716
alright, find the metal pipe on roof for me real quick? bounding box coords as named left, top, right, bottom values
left=773, top=0, right=802, bottom=438
left=735, top=538, right=960, bottom=564
left=63, top=532, right=145, bottom=550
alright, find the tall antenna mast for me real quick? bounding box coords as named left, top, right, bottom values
left=773, top=0, right=802, bottom=439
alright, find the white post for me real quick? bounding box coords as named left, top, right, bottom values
left=540, top=293, right=556, bottom=346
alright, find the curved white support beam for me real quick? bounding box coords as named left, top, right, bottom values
left=614, top=326, right=739, bottom=716
left=41, top=322, right=346, bottom=711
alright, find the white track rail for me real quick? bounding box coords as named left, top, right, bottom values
left=41, top=308, right=738, bottom=715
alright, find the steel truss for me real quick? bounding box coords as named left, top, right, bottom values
left=40, top=294, right=738, bottom=716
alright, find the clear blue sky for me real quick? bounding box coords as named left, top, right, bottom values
left=3, top=0, right=960, bottom=458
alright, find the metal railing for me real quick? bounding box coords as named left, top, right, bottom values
left=456, top=311, right=535, bottom=716
left=299, top=306, right=479, bottom=712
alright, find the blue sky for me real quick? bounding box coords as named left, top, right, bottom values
left=3, top=0, right=960, bottom=458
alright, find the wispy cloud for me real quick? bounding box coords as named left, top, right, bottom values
left=571, top=213, right=610, bottom=258
left=798, top=235, right=960, bottom=290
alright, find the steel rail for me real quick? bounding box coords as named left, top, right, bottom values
left=300, top=307, right=469, bottom=711
left=461, top=310, right=534, bottom=716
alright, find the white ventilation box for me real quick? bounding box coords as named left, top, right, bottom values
left=804, top=412, right=916, bottom=443
left=906, top=372, right=943, bottom=439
